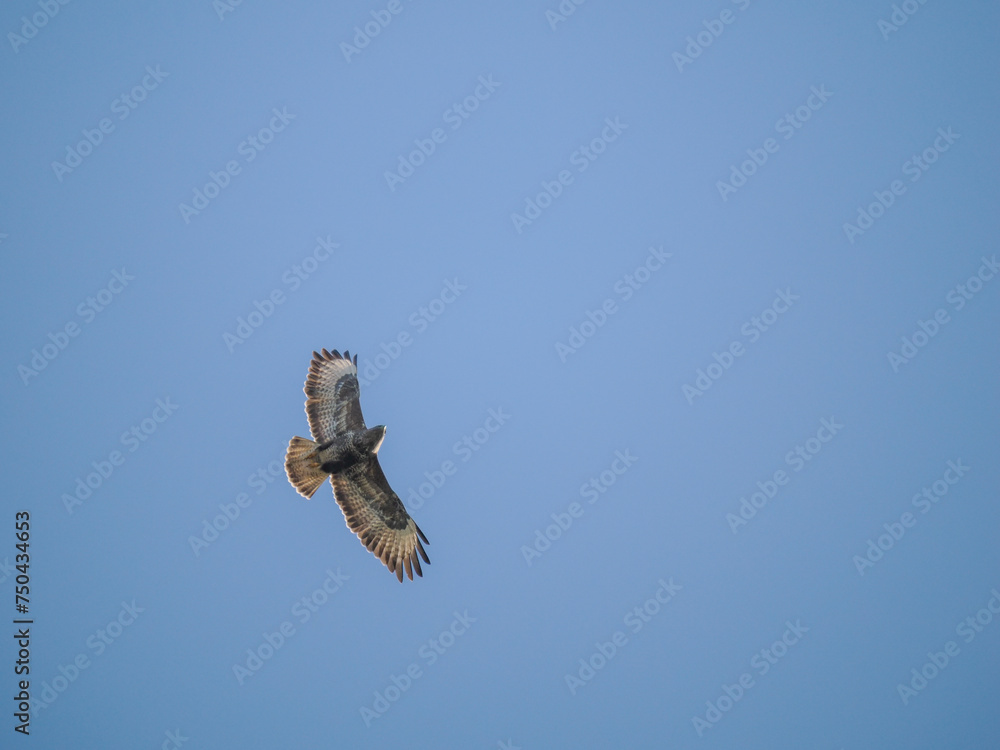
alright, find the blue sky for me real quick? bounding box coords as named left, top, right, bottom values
left=2, top=1, right=998, bottom=748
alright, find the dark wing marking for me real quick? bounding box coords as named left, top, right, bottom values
left=330, top=457, right=430, bottom=582
left=304, top=349, right=366, bottom=442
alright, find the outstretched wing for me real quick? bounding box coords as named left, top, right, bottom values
left=330, top=458, right=430, bottom=582
left=304, top=349, right=366, bottom=442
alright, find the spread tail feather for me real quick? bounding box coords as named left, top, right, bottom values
left=285, top=436, right=327, bottom=498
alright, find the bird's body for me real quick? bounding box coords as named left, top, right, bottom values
left=285, top=349, right=429, bottom=582
left=315, top=428, right=385, bottom=476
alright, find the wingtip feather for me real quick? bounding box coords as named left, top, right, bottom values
left=414, top=522, right=429, bottom=545
left=416, top=539, right=430, bottom=564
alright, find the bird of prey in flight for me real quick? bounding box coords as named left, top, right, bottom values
left=285, top=349, right=430, bottom=582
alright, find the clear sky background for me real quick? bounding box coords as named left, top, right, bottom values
left=2, top=1, right=998, bottom=748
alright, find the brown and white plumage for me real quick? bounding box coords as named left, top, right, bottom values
left=285, top=348, right=430, bottom=582
left=303, top=349, right=365, bottom=441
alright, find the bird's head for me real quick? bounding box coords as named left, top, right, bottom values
left=365, top=425, right=387, bottom=454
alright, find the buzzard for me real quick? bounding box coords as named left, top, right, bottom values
left=285, top=349, right=430, bottom=582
